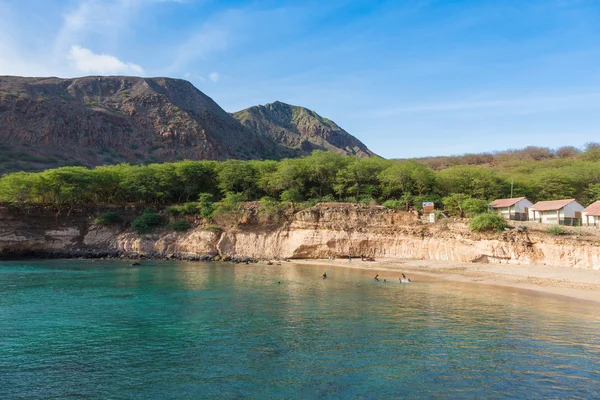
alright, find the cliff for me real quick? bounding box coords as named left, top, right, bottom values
left=2, top=203, right=600, bottom=270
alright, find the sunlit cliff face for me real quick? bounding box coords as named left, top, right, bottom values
left=3, top=203, right=600, bottom=269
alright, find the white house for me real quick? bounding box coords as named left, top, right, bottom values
left=489, top=197, right=533, bottom=221
left=528, top=199, right=584, bottom=225
left=582, top=201, right=600, bottom=228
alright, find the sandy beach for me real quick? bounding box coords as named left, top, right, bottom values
left=291, top=258, right=600, bottom=304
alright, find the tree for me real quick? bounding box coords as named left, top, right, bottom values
left=436, top=165, right=507, bottom=199
left=216, top=160, right=260, bottom=199
left=461, top=198, right=490, bottom=217
left=174, top=160, right=219, bottom=202
left=269, top=158, right=310, bottom=201
left=555, top=146, right=579, bottom=158
left=280, top=188, right=301, bottom=210
left=251, top=159, right=280, bottom=199
left=0, top=172, right=42, bottom=205
left=335, top=157, right=387, bottom=202
left=442, top=193, right=467, bottom=217
left=119, top=165, right=162, bottom=203
left=379, top=163, right=415, bottom=200
left=39, top=167, right=94, bottom=206
left=586, top=184, right=600, bottom=203
left=304, top=150, right=348, bottom=200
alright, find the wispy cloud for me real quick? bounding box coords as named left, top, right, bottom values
left=164, top=12, right=234, bottom=74
left=67, top=45, right=144, bottom=75
left=366, top=92, right=600, bottom=117
left=208, top=72, right=220, bottom=82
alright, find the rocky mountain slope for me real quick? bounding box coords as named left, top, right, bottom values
left=0, top=76, right=374, bottom=174
left=232, top=101, right=375, bottom=158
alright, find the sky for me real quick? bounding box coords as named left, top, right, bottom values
left=1, top=0, right=600, bottom=159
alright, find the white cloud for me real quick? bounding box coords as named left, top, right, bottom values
left=208, top=72, right=220, bottom=82
left=67, top=45, right=144, bottom=75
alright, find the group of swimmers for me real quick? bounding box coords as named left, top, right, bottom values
left=321, top=272, right=411, bottom=283
left=373, top=273, right=411, bottom=283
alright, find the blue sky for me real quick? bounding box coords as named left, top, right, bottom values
left=1, top=0, right=600, bottom=158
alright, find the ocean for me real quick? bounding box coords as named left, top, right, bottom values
left=1, top=260, right=599, bottom=399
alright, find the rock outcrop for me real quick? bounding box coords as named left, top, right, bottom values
left=2, top=203, right=600, bottom=269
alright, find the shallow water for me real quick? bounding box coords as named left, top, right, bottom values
left=1, top=260, right=600, bottom=399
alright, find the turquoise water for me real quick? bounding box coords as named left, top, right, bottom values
left=1, top=261, right=600, bottom=399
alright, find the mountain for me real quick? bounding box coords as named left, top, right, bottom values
left=232, top=101, right=375, bottom=158
left=0, top=76, right=374, bottom=174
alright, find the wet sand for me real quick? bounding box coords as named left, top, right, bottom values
left=291, top=258, right=600, bottom=304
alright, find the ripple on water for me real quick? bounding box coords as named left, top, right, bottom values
left=1, top=260, right=600, bottom=399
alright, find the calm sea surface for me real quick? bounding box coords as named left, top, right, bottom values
left=1, top=260, right=600, bottom=399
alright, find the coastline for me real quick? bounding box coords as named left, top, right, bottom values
left=290, top=258, right=600, bottom=304
left=3, top=246, right=600, bottom=304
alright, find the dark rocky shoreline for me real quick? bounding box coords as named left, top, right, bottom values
left=0, top=249, right=260, bottom=264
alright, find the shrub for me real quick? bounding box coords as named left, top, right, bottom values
left=213, top=192, right=245, bottom=217
left=202, top=225, right=221, bottom=233
left=94, top=211, right=122, bottom=225
left=167, top=202, right=200, bottom=216
left=358, top=196, right=377, bottom=205
left=171, top=220, right=191, bottom=232
left=461, top=198, right=490, bottom=217
left=469, top=213, right=507, bottom=232
left=545, top=226, right=570, bottom=236
left=382, top=199, right=404, bottom=210
left=132, top=209, right=163, bottom=234
left=166, top=205, right=184, bottom=216
left=259, top=197, right=283, bottom=216
left=197, top=193, right=215, bottom=219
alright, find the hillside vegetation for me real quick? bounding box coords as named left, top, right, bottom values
left=2, top=147, right=600, bottom=217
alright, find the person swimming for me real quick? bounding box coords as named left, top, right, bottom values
left=322, top=272, right=327, bottom=279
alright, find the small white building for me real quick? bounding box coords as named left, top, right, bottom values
left=528, top=199, right=584, bottom=225
left=489, top=197, right=533, bottom=221
left=582, top=201, right=600, bottom=228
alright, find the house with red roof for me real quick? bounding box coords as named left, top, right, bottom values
left=582, top=201, right=600, bottom=228
left=527, top=199, right=583, bottom=225
left=489, top=197, right=533, bottom=221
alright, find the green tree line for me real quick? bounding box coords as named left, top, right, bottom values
left=2, top=150, right=600, bottom=213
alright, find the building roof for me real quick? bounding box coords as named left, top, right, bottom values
left=489, top=197, right=526, bottom=208
left=530, top=199, right=576, bottom=211
left=582, top=201, right=600, bottom=216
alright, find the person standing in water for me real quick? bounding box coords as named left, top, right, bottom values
left=323, top=272, right=327, bottom=279
left=374, top=274, right=379, bottom=282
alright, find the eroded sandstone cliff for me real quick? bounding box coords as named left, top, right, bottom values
left=1, top=203, right=600, bottom=269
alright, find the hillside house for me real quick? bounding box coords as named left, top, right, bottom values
left=528, top=199, right=583, bottom=225
left=582, top=201, right=600, bottom=228
left=489, top=197, right=533, bottom=221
